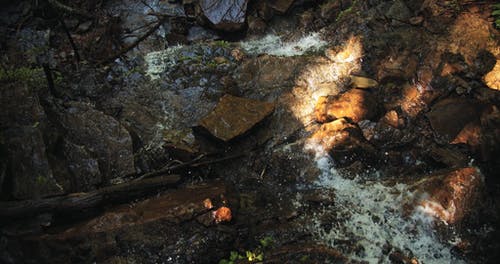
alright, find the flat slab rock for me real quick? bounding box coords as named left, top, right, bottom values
left=199, top=94, right=275, bottom=141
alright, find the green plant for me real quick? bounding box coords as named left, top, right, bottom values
left=218, top=237, right=274, bottom=264
left=493, top=3, right=500, bottom=29
left=213, top=40, right=230, bottom=48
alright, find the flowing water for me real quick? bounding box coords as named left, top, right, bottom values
left=304, top=143, right=463, bottom=263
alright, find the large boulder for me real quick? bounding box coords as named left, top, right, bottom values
left=3, top=127, right=63, bottom=199
left=59, top=102, right=135, bottom=184
left=0, top=84, right=62, bottom=199
left=199, top=94, right=275, bottom=141
left=200, top=0, right=248, bottom=31
left=410, top=167, right=484, bottom=224
left=314, top=89, right=380, bottom=123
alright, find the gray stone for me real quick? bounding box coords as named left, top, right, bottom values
left=60, top=102, right=135, bottom=183
left=4, top=127, right=62, bottom=199
left=200, top=0, right=248, bottom=31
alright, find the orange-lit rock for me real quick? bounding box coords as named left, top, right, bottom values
left=213, top=206, right=232, bottom=223
left=380, top=110, right=405, bottom=128
left=314, top=89, right=379, bottom=123
left=199, top=94, right=275, bottom=141
left=308, top=118, right=377, bottom=166
left=411, top=167, right=484, bottom=224
left=451, top=121, right=481, bottom=148
left=484, top=60, right=500, bottom=91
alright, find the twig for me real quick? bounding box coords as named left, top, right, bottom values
left=134, top=152, right=246, bottom=181
left=97, top=16, right=168, bottom=66
left=58, top=17, right=81, bottom=67
left=46, top=0, right=92, bottom=19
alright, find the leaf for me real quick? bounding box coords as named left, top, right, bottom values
left=493, top=3, right=500, bottom=9
left=492, top=10, right=500, bottom=16
left=259, top=237, right=273, bottom=248
left=219, top=259, right=229, bottom=264
left=229, top=251, right=239, bottom=261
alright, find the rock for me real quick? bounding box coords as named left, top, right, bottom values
left=350, top=75, right=378, bottom=89
left=484, top=60, right=500, bottom=91
left=385, top=0, right=411, bottom=23
left=450, top=121, right=481, bottom=148
left=380, top=110, right=405, bottom=128
left=62, top=139, right=102, bottom=192
left=199, top=94, right=275, bottom=141
left=76, top=20, right=92, bottom=33
left=308, top=118, right=377, bottom=167
left=314, top=89, right=379, bottom=123
left=247, top=15, right=267, bottom=34
left=200, top=0, right=248, bottom=31
left=409, top=16, right=424, bottom=25
left=411, top=167, right=484, bottom=224
left=60, top=102, right=135, bottom=183
left=187, top=26, right=219, bottom=42
left=426, top=98, right=483, bottom=143
left=268, top=0, right=295, bottom=14
left=3, top=127, right=63, bottom=199
left=162, top=128, right=199, bottom=160
left=0, top=84, right=62, bottom=199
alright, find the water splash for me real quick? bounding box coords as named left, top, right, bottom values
left=304, top=142, right=464, bottom=263
left=240, top=33, right=327, bottom=57
left=144, top=45, right=183, bottom=80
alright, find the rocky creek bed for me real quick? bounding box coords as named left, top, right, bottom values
left=1, top=0, right=500, bottom=263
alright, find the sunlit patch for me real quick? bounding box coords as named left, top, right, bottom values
left=289, top=36, right=363, bottom=126
left=484, top=60, right=500, bottom=90
left=203, top=198, right=213, bottom=209
left=213, top=206, right=232, bottom=223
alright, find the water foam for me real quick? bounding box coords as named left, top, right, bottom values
left=305, top=142, right=463, bottom=263
left=240, top=33, right=327, bottom=57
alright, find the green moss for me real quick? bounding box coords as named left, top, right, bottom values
left=0, top=67, right=44, bottom=83
left=213, top=40, right=230, bottom=48
left=493, top=3, right=500, bottom=29
left=335, top=0, right=359, bottom=22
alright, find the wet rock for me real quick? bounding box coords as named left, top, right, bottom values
left=200, top=0, right=248, bottom=31
left=162, top=128, right=199, bottom=160
left=428, top=146, right=470, bottom=168
left=308, top=118, right=377, bottom=167
left=199, top=94, right=275, bottom=141
left=268, top=0, right=295, bottom=14
left=385, top=0, right=411, bottom=25
left=62, top=139, right=101, bottom=192
left=0, top=84, right=62, bottom=199
left=426, top=98, right=483, bottom=143
left=314, top=89, right=379, bottom=123
left=247, top=15, right=267, bottom=34
left=3, top=127, right=63, bottom=199
left=60, top=102, right=134, bottom=183
left=187, top=26, right=219, bottom=42
left=450, top=121, right=481, bottom=148
left=411, top=167, right=484, bottom=224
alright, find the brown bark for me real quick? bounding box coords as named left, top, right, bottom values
left=0, top=174, right=180, bottom=219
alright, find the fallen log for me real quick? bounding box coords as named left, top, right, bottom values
left=0, top=174, right=180, bottom=220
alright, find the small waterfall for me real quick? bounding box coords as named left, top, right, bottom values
left=240, top=33, right=327, bottom=56
left=304, top=142, right=464, bottom=263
